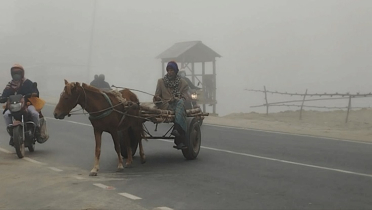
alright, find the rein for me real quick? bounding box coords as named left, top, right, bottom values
left=111, top=85, right=172, bottom=104
left=67, top=86, right=132, bottom=127
left=67, top=85, right=167, bottom=123
left=88, top=93, right=114, bottom=120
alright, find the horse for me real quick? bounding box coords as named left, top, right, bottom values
left=53, top=79, right=145, bottom=176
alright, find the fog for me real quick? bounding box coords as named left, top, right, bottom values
left=1, top=0, right=371, bottom=116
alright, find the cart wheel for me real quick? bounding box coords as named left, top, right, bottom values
left=118, top=130, right=138, bottom=159
left=182, top=117, right=201, bottom=160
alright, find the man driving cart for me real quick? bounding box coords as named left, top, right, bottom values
left=153, top=61, right=190, bottom=149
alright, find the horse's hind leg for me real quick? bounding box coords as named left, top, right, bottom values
left=121, top=130, right=133, bottom=168
left=134, top=126, right=145, bottom=164
left=110, top=130, right=124, bottom=172
left=90, top=129, right=103, bottom=176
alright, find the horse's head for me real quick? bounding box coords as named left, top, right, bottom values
left=53, top=79, right=82, bottom=119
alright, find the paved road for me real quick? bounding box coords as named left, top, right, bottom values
left=1, top=103, right=372, bottom=210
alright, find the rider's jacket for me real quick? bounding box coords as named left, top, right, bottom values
left=0, top=79, right=39, bottom=103
left=90, top=79, right=111, bottom=90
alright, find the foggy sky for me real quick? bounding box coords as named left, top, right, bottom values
left=0, top=0, right=371, bottom=115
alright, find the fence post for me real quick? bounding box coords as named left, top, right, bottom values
left=264, top=86, right=269, bottom=115
left=299, top=89, right=308, bottom=120
left=345, top=95, right=352, bottom=123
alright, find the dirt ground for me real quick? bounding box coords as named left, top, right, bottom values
left=203, top=108, right=372, bottom=143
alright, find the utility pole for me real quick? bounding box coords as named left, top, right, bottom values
left=86, top=0, right=97, bottom=82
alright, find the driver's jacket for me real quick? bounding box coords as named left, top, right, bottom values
left=153, top=78, right=189, bottom=110
left=1, top=79, right=39, bottom=102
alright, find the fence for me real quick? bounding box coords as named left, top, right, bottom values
left=247, top=86, right=372, bottom=123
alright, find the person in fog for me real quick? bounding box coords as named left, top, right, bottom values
left=153, top=61, right=190, bottom=149
left=90, top=74, right=111, bottom=90
left=90, top=74, right=99, bottom=87
left=0, top=64, right=41, bottom=146
left=178, top=70, right=201, bottom=90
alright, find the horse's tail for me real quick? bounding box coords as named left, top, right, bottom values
left=140, top=121, right=147, bottom=142
left=128, top=121, right=147, bottom=143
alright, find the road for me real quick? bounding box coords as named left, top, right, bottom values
left=1, top=103, right=372, bottom=210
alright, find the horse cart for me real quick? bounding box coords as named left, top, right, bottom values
left=120, top=103, right=208, bottom=160
left=54, top=80, right=209, bottom=176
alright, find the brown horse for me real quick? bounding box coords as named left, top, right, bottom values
left=53, top=79, right=145, bottom=176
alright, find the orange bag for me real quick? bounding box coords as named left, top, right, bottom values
left=28, top=97, right=46, bottom=112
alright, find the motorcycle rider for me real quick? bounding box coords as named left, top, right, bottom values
left=90, top=74, right=111, bottom=91
left=178, top=70, right=201, bottom=90
left=178, top=70, right=200, bottom=109
left=0, top=64, right=41, bottom=146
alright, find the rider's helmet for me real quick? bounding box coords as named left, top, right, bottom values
left=10, top=64, right=25, bottom=81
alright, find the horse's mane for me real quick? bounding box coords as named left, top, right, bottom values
left=81, top=83, right=135, bottom=103
left=81, top=83, right=102, bottom=94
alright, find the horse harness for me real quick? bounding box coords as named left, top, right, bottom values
left=88, top=92, right=129, bottom=127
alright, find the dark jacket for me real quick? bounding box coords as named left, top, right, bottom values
left=90, top=79, right=111, bottom=90
left=0, top=79, right=39, bottom=103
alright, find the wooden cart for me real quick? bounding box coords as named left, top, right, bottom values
left=120, top=103, right=208, bottom=160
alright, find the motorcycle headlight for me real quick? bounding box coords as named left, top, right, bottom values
left=9, top=103, right=22, bottom=112
left=191, top=93, right=197, bottom=100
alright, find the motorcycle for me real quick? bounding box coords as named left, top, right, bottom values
left=1, top=87, right=48, bottom=158
left=5, top=93, right=39, bottom=158
left=184, top=88, right=204, bottom=125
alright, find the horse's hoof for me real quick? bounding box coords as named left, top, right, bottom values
left=124, top=164, right=132, bottom=168
left=116, top=167, right=124, bottom=172
left=141, top=159, right=146, bottom=164
left=89, top=172, right=98, bottom=176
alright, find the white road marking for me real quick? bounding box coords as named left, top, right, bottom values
left=0, top=147, right=12, bottom=154
left=46, top=115, right=372, bottom=145
left=205, top=123, right=372, bottom=145
left=45, top=117, right=91, bottom=127
left=203, top=145, right=372, bottom=178
left=93, top=183, right=115, bottom=190
left=156, top=139, right=372, bottom=178
left=118, top=192, right=142, bottom=200
left=45, top=117, right=372, bottom=178
left=48, top=167, right=63, bottom=172
left=153, top=207, right=174, bottom=210
left=23, top=157, right=46, bottom=165
left=72, top=175, right=85, bottom=180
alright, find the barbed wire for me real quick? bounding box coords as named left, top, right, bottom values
left=245, top=89, right=372, bottom=97
left=250, top=97, right=354, bottom=108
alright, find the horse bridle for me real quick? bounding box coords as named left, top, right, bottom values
left=66, top=85, right=87, bottom=116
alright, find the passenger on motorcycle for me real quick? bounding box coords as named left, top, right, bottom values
left=0, top=64, right=41, bottom=146
left=90, top=74, right=111, bottom=91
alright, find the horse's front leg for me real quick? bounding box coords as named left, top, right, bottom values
left=110, top=130, right=124, bottom=172
left=90, top=129, right=103, bottom=176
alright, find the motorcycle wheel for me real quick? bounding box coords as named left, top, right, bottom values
left=28, top=142, right=35, bottom=152
left=13, top=126, right=25, bottom=158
